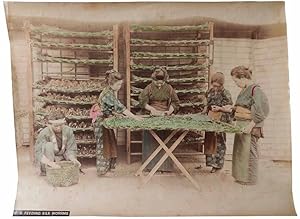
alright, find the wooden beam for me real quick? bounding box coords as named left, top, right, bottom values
left=113, top=24, right=119, bottom=71
left=209, top=21, right=214, bottom=66
left=59, top=38, right=63, bottom=79
left=208, top=21, right=214, bottom=89
left=24, top=21, right=35, bottom=163
left=124, top=23, right=131, bottom=164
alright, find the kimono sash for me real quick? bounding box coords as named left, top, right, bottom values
left=234, top=106, right=252, bottom=121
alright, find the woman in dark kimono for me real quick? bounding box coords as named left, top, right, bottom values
left=93, top=70, right=142, bottom=176
left=228, top=66, right=269, bottom=185
left=203, top=72, right=233, bottom=173
left=138, top=67, right=180, bottom=172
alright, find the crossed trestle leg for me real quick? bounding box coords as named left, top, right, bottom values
left=137, top=129, right=200, bottom=190
left=135, top=130, right=177, bottom=176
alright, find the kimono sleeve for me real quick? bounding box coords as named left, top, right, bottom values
left=251, top=86, right=270, bottom=124
left=64, top=127, right=77, bottom=161
left=34, top=128, right=49, bottom=165
left=138, top=84, right=151, bottom=109
left=103, top=91, right=126, bottom=114
left=222, top=89, right=233, bottom=106
left=169, top=85, right=180, bottom=113
left=202, top=90, right=209, bottom=113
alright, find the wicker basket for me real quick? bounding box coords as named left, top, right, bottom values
left=46, top=161, right=79, bottom=187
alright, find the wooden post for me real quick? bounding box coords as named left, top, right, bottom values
left=60, top=38, right=63, bottom=79
left=113, top=24, right=119, bottom=71
left=196, top=29, right=204, bottom=152
left=196, top=30, right=203, bottom=103
left=24, top=21, right=35, bottom=163
left=40, top=35, right=43, bottom=79
left=208, top=21, right=214, bottom=89
left=124, top=23, right=131, bottom=164
left=113, top=25, right=119, bottom=142
left=73, top=38, right=77, bottom=80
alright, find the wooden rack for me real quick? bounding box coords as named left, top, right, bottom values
left=26, top=24, right=119, bottom=160
left=124, top=22, right=214, bottom=164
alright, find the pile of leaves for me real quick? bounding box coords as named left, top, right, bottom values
left=103, top=114, right=242, bottom=133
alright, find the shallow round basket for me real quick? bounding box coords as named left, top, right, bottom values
left=46, top=161, right=79, bottom=187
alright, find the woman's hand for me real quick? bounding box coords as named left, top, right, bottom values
left=150, top=108, right=158, bottom=115
left=70, top=159, right=81, bottom=168
left=133, top=115, right=144, bottom=121
left=49, top=162, right=61, bottom=169
left=242, top=121, right=256, bottom=134
left=123, top=109, right=143, bottom=121
left=164, top=110, right=173, bottom=116
left=211, top=105, right=222, bottom=112
left=150, top=109, right=164, bottom=116
left=164, top=105, right=175, bottom=116
left=223, top=105, right=234, bottom=113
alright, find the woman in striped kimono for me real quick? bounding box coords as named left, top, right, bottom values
left=93, top=70, right=142, bottom=176
left=228, top=66, right=270, bottom=185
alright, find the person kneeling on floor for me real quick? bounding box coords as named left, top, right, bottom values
left=34, top=111, right=81, bottom=176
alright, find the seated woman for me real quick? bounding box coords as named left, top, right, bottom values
left=138, top=67, right=180, bottom=172
left=35, top=111, right=81, bottom=176
left=94, top=69, right=142, bottom=176
left=202, top=72, right=233, bottom=173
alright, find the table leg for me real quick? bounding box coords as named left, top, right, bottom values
left=135, top=130, right=178, bottom=176
left=145, top=130, right=200, bottom=190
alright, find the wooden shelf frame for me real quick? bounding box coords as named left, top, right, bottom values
left=125, top=22, right=214, bottom=164
left=27, top=24, right=119, bottom=161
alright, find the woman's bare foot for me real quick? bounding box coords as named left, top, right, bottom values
left=210, top=167, right=220, bottom=173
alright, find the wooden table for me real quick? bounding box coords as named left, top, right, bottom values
left=103, top=115, right=242, bottom=190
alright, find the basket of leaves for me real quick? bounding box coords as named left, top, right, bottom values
left=45, top=161, right=79, bottom=187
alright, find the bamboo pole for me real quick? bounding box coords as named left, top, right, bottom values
left=30, top=26, right=113, bottom=38
left=130, top=39, right=210, bottom=47
left=131, top=64, right=208, bottom=71
left=31, top=41, right=113, bottom=51
left=32, top=86, right=104, bottom=94
left=131, top=52, right=208, bottom=59
left=35, top=55, right=113, bottom=65
left=35, top=96, right=95, bottom=106
left=130, top=23, right=209, bottom=32
left=131, top=75, right=206, bottom=84
left=130, top=100, right=205, bottom=108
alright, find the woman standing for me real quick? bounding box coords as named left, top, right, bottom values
left=203, top=72, right=233, bottom=173
left=229, top=66, right=269, bottom=185
left=138, top=67, right=180, bottom=172
left=93, top=70, right=142, bottom=176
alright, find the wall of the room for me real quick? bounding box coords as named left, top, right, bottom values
left=212, top=36, right=290, bottom=160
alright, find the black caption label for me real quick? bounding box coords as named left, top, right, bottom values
left=13, top=210, right=70, bottom=216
